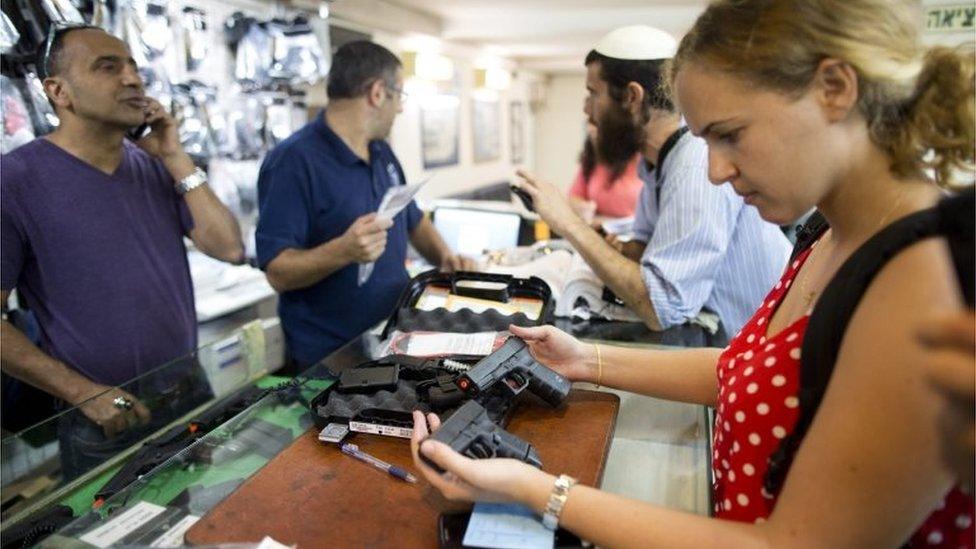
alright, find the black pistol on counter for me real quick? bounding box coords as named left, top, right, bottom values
left=422, top=400, right=541, bottom=472
left=455, top=337, right=571, bottom=407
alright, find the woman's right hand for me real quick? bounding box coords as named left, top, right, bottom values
left=508, top=324, right=593, bottom=383
left=410, top=411, right=551, bottom=506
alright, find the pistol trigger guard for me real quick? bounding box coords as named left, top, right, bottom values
left=503, top=373, right=528, bottom=395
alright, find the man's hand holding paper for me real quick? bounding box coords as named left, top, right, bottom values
left=340, top=213, right=393, bottom=263
left=358, top=177, right=431, bottom=285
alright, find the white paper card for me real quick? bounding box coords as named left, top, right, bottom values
left=256, top=536, right=296, bottom=549
left=377, top=176, right=430, bottom=221
left=405, top=332, right=495, bottom=356
left=463, top=503, right=555, bottom=549
left=79, top=501, right=167, bottom=548
left=149, top=514, right=201, bottom=547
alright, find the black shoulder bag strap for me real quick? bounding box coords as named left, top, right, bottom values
left=764, top=189, right=976, bottom=494
left=938, top=187, right=975, bottom=307
left=653, top=126, right=691, bottom=205
left=790, top=211, right=830, bottom=262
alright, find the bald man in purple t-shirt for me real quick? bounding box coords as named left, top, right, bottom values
left=0, top=27, right=242, bottom=470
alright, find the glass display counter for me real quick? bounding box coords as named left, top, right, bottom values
left=0, top=319, right=303, bottom=547
left=3, top=323, right=714, bottom=547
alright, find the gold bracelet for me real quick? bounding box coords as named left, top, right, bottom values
left=593, top=343, right=603, bottom=388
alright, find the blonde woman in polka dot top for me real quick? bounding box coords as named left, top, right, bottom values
left=410, top=1, right=976, bottom=546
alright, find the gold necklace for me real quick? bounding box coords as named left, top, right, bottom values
left=799, top=236, right=831, bottom=309
left=798, top=188, right=909, bottom=309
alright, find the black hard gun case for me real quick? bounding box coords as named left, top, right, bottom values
left=312, top=271, right=557, bottom=437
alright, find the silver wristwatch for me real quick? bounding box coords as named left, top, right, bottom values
left=175, top=168, right=207, bottom=195
left=542, top=474, right=577, bottom=530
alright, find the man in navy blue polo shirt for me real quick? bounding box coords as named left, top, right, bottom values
left=256, top=41, right=474, bottom=367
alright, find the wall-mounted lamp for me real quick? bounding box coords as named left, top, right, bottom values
left=474, top=67, right=511, bottom=90
left=403, top=51, right=455, bottom=82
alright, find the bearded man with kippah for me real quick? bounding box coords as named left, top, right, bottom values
left=516, top=26, right=791, bottom=337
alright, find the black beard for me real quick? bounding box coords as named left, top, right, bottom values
left=596, top=102, right=644, bottom=168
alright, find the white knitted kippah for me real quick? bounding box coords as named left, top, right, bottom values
left=592, top=25, right=677, bottom=61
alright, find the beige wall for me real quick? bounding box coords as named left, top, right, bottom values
left=389, top=80, right=537, bottom=201
left=374, top=34, right=541, bottom=200
left=532, top=74, right=588, bottom=193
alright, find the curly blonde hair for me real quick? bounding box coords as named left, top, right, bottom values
left=666, top=0, right=975, bottom=187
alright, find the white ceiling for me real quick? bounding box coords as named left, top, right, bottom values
left=387, top=0, right=708, bottom=74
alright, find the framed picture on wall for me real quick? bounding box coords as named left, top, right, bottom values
left=472, top=98, right=500, bottom=163
left=420, top=94, right=460, bottom=169
left=509, top=101, right=525, bottom=164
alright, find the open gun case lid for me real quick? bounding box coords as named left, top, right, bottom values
left=380, top=270, right=554, bottom=339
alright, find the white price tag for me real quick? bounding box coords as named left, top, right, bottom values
left=149, top=514, right=201, bottom=548
left=79, top=501, right=167, bottom=548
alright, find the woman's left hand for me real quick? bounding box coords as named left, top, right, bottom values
left=410, top=410, right=552, bottom=505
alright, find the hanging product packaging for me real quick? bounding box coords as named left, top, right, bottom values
left=140, top=0, right=170, bottom=59
left=120, top=0, right=170, bottom=63
left=222, top=11, right=246, bottom=46
left=90, top=0, right=114, bottom=33
left=1, top=75, right=36, bottom=154
left=210, top=91, right=266, bottom=159
left=39, top=0, right=85, bottom=24
left=268, top=17, right=327, bottom=86
left=207, top=102, right=233, bottom=158
left=263, top=96, right=293, bottom=148
left=114, top=0, right=170, bottom=108
left=208, top=158, right=261, bottom=222
left=119, top=1, right=147, bottom=65
left=206, top=160, right=243, bottom=218
left=21, top=71, right=59, bottom=135
left=172, top=81, right=217, bottom=162
left=307, top=14, right=332, bottom=77
left=138, top=63, right=172, bottom=111
left=289, top=90, right=309, bottom=131
left=0, top=10, right=21, bottom=54
left=233, top=21, right=273, bottom=89
left=181, top=6, right=208, bottom=73
left=11, top=0, right=45, bottom=49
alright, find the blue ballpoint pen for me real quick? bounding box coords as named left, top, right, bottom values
left=340, top=442, right=418, bottom=483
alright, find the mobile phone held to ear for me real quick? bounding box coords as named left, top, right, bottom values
left=126, top=123, right=150, bottom=141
